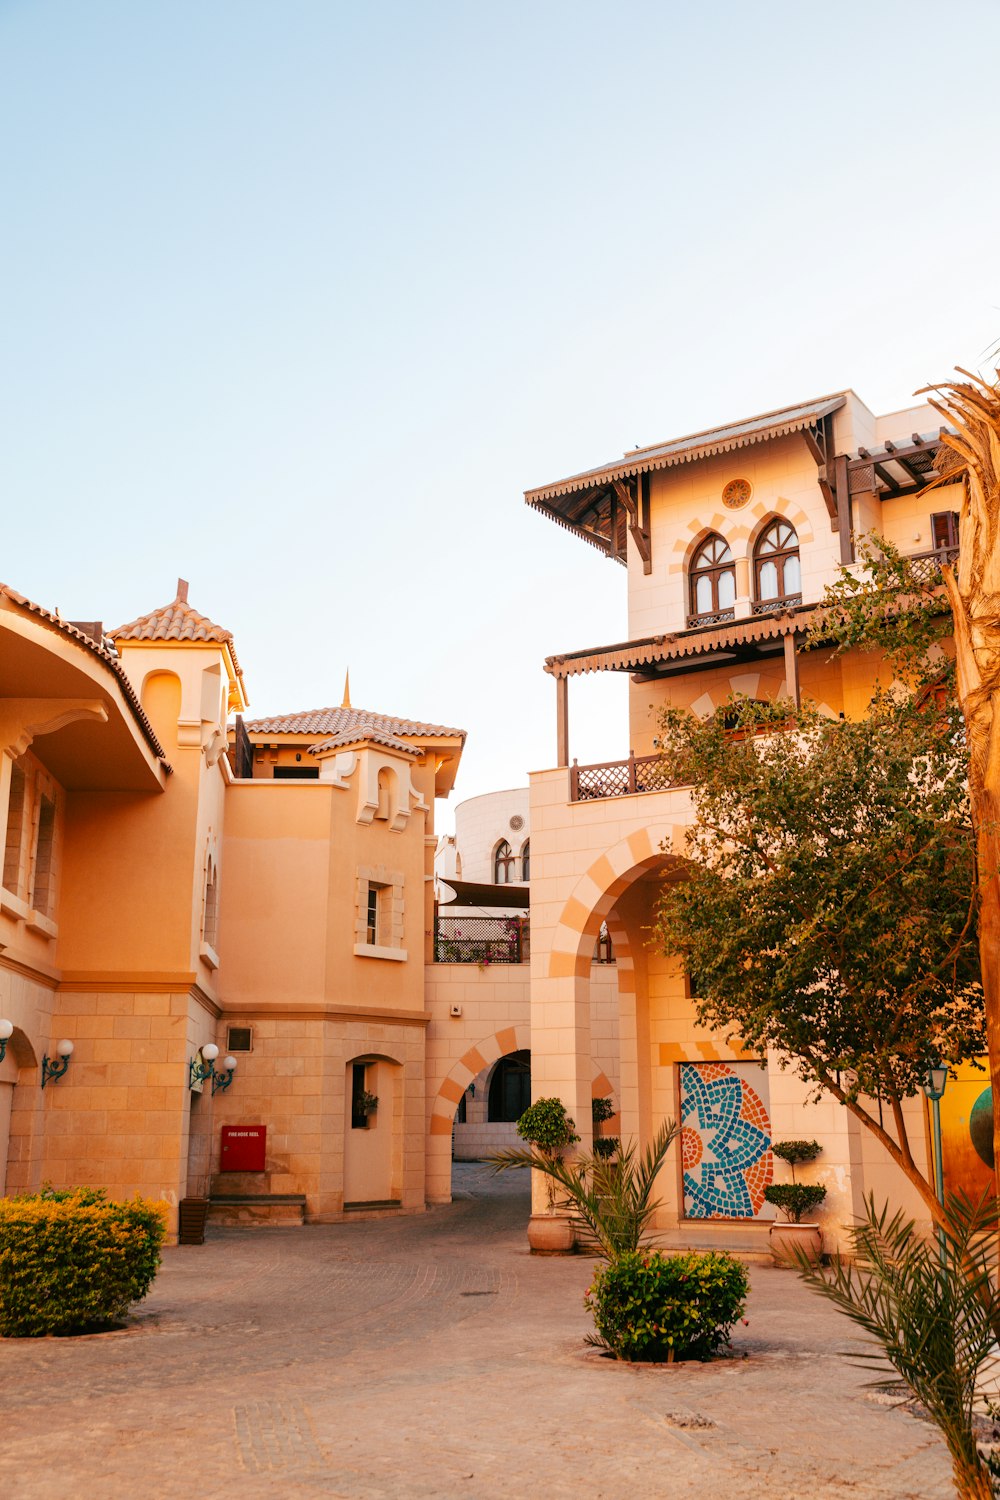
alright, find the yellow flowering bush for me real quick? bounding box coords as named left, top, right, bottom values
left=0, top=1187, right=166, bottom=1337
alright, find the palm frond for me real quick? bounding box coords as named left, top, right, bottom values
left=490, top=1120, right=678, bottom=1260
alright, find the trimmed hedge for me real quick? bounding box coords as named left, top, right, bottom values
left=585, top=1249, right=749, bottom=1362
left=0, top=1187, right=166, bottom=1337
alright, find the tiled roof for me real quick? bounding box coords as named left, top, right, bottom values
left=0, top=584, right=171, bottom=769
left=110, top=587, right=245, bottom=683
left=309, top=728, right=422, bottom=758
left=245, top=706, right=466, bottom=741
left=525, top=394, right=847, bottom=504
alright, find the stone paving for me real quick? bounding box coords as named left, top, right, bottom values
left=0, top=1164, right=956, bottom=1500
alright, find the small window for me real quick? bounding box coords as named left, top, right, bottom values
left=931, top=511, right=960, bottom=551
left=351, top=1062, right=369, bottom=1129
left=272, top=766, right=320, bottom=780
left=520, top=840, right=530, bottom=882
left=494, top=840, right=515, bottom=884
left=203, top=861, right=218, bottom=950
left=366, top=885, right=381, bottom=945
left=30, top=795, right=56, bottom=916
left=227, top=1026, right=253, bottom=1053
left=375, top=768, right=395, bottom=820
left=3, top=763, right=27, bottom=896
left=689, top=534, right=736, bottom=621
left=754, top=519, right=801, bottom=603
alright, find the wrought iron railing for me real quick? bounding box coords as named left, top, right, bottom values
left=751, top=593, right=803, bottom=616
left=571, top=752, right=682, bottom=802
left=685, top=607, right=735, bottom=628
left=434, top=915, right=528, bottom=964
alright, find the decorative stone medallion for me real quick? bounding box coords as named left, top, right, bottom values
left=722, top=478, right=752, bottom=509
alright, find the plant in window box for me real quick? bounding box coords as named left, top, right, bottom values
left=765, top=1140, right=826, bottom=1264
left=360, top=1090, right=379, bottom=1118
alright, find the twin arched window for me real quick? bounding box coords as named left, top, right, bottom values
left=688, top=519, right=801, bottom=623
left=689, top=534, right=736, bottom=621
left=754, top=519, right=801, bottom=603
left=494, top=839, right=516, bottom=884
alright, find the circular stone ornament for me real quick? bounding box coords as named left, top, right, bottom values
left=509, top=814, right=524, bottom=831
left=722, top=478, right=752, bottom=510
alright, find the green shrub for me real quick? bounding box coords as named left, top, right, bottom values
left=771, top=1140, right=822, bottom=1173
left=592, top=1096, right=615, bottom=1126
left=764, top=1183, right=827, bottom=1223
left=0, top=1188, right=167, bottom=1337
left=516, top=1098, right=580, bottom=1153
left=593, top=1136, right=619, bottom=1160
left=586, top=1249, right=749, bottom=1362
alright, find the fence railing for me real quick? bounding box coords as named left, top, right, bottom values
left=906, top=545, right=960, bottom=583
left=434, top=915, right=528, bottom=964
left=571, top=752, right=681, bottom=802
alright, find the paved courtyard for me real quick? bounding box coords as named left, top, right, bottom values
left=0, top=1164, right=955, bottom=1499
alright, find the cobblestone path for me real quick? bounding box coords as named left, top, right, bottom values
left=0, top=1165, right=954, bottom=1499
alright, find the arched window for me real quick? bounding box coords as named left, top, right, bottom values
left=754, top=519, right=801, bottom=605
left=520, top=840, right=530, bottom=882
left=488, top=1050, right=531, bottom=1122
left=689, top=534, right=736, bottom=622
left=493, top=839, right=515, bottom=884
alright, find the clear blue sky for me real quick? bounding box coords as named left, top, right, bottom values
left=3, top=1, right=999, bottom=817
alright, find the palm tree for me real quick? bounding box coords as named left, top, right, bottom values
left=798, top=1191, right=1000, bottom=1500
left=491, top=1119, right=678, bottom=1260
left=922, top=369, right=1000, bottom=1189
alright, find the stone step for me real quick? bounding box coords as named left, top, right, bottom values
left=208, top=1193, right=306, bottom=1227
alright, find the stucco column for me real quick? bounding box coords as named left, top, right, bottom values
left=733, top=557, right=752, bottom=620
left=556, top=676, right=569, bottom=767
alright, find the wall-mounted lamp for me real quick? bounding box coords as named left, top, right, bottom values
left=190, top=1043, right=237, bottom=1095
left=41, top=1039, right=74, bottom=1088
left=0, top=1018, right=13, bottom=1063
left=468, top=1081, right=476, bottom=1098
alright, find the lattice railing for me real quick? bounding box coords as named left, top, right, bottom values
left=906, top=546, right=959, bottom=584
left=434, top=916, right=528, bottom=964
left=571, top=752, right=682, bottom=802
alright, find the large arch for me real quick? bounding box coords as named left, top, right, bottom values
left=426, top=1024, right=530, bottom=1204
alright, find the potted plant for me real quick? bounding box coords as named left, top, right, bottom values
left=592, top=1096, right=619, bottom=1163
left=510, top=1097, right=580, bottom=1254
left=765, top=1139, right=826, bottom=1264
left=360, top=1090, right=379, bottom=1118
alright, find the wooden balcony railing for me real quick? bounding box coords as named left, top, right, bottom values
left=906, top=545, right=960, bottom=583
left=571, top=752, right=681, bottom=802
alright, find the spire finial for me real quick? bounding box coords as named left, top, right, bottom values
left=342, top=669, right=351, bottom=709
left=176, top=578, right=189, bottom=603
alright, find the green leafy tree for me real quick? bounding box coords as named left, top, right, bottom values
left=652, top=691, right=984, bottom=1230
left=819, top=366, right=1000, bottom=1190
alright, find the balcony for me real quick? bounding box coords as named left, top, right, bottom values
left=571, top=751, right=682, bottom=802
left=434, top=915, right=529, bottom=964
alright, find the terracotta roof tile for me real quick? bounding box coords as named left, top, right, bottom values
left=0, top=584, right=171, bottom=769
left=110, top=587, right=245, bottom=683
left=309, top=728, right=422, bottom=758
left=244, top=705, right=466, bottom=741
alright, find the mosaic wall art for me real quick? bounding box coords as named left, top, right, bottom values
left=680, top=1061, right=773, bottom=1219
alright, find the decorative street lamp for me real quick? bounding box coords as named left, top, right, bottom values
left=922, top=1063, right=948, bottom=1263
left=189, top=1043, right=237, bottom=1095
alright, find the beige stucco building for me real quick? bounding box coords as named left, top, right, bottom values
left=0, top=581, right=544, bottom=1235
left=523, top=391, right=966, bottom=1253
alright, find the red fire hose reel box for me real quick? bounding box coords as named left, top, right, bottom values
left=220, top=1124, right=266, bottom=1172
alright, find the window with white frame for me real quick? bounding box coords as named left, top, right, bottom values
left=355, top=864, right=406, bottom=960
